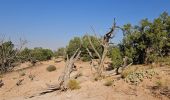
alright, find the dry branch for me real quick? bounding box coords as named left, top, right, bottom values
left=87, top=19, right=117, bottom=77
left=58, top=48, right=81, bottom=90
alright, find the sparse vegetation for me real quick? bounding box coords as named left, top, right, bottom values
left=104, top=79, right=113, bottom=86
left=119, top=12, right=170, bottom=65
left=124, top=68, right=158, bottom=85
left=121, top=66, right=138, bottom=78
left=46, top=65, right=56, bottom=72
left=0, top=9, right=170, bottom=100
left=0, top=41, right=20, bottom=73
left=29, top=74, right=35, bottom=81
left=54, top=47, right=66, bottom=58
left=19, top=71, right=26, bottom=76
left=111, top=47, right=123, bottom=68
left=67, top=79, right=81, bottom=90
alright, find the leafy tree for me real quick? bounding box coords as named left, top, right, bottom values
left=19, top=48, right=31, bottom=62
left=30, top=47, right=53, bottom=61
left=66, top=35, right=102, bottom=61
left=0, top=41, right=16, bottom=73
left=120, top=12, right=170, bottom=64
left=66, top=37, right=81, bottom=58
left=54, top=47, right=65, bottom=58
left=81, top=35, right=103, bottom=61
left=111, top=47, right=123, bottom=68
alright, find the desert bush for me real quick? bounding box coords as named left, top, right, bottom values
left=0, top=41, right=18, bottom=73
left=124, top=69, right=157, bottom=85
left=54, top=47, right=65, bottom=58
left=28, top=74, right=35, bottom=81
left=111, top=47, right=123, bottom=69
left=104, top=79, right=113, bottom=86
left=19, top=71, right=26, bottom=76
left=67, top=79, right=80, bottom=90
left=19, top=48, right=31, bottom=62
left=31, top=47, right=53, bottom=61
left=121, top=66, right=138, bottom=78
left=46, top=65, right=56, bottom=72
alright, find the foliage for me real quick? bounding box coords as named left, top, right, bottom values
left=19, top=47, right=54, bottom=65
left=66, top=37, right=81, bottom=58
left=46, top=65, right=56, bottom=72
left=111, top=47, right=123, bottom=69
left=19, top=48, right=32, bottom=62
left=66, top=35, right=102, bottom=61
left=31, top=47, right=53, bottom=61
left=67, top=79, right=81, bottom=90
left=120, top=12, right=170, bottom=64
left=54, top=47, right=65, bottom=58
left=0, top=41, right=17, bottom=73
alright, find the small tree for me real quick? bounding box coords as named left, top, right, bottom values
left=0, top=39, right=26, bottom=74
left=54, top=47, right=65, bottom=58
left=30, top=47, right=53, bottom=61
left=111, top=47, right=123, bottom=69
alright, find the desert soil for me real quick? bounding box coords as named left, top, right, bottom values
left=0, top=59, right=170, bottom=100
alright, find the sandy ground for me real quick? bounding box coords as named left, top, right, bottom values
left=0, top=59, right=170, bottom=100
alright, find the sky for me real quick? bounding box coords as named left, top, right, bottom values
left=0, top=0, right=170, bottom=50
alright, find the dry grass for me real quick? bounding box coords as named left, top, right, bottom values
left=67, top=79, right=81, bottom=90
left=104, top=79, right=113, bottom=86
left=121, top=66, right=138, bottom=78
left=19, top=71, right=26, bottom=76
left=155, top=78, right=170, bottom=88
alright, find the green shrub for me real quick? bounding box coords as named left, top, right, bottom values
left=54, top=47, right=65, bottom=58
left=31, top=47, right=53, bottom=61
left=66, top=35, right=102, bottom=61
left=46, top=65, right=56, bottom=72
left=67, top=79, right=81, bottom=90
left=111, top=47, right=123, bottom=69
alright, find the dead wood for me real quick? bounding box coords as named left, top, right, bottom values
left=16, top=79, right=24, bottom=86
left=0, top=80, right=4, bottom=88
left=87, top=19, right=117, bottom=77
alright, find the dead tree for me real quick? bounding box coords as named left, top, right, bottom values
left=87, top=19, right=117, bottom=77
left=58, top=48, right=81, bottom=90
left=27, top=49, right=81, bottom=98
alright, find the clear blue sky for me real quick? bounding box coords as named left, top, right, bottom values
left=0, top=0, right=170, bottom=50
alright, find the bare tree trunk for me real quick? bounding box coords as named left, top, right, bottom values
left=87, top=20, right=117, bottom=77
left=97, top=45, right=108, bottom=76
left=58, top=48, right=81, bottom=90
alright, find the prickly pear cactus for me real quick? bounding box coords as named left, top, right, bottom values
left=124, top=69, right=158, bottom=85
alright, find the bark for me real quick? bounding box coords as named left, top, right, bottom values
left=87, top=20, right=117, bottom=77
left=58, top=48, right=81, bottom=90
